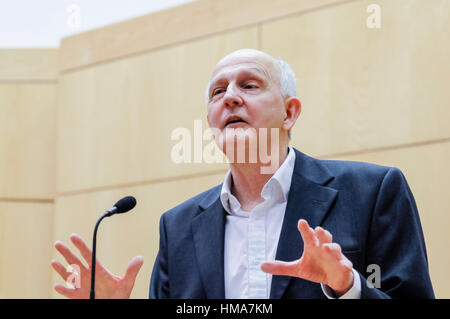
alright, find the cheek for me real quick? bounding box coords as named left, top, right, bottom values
left=207, top=104, right=222, bottom=127
left=247, top=95, right=285, bottom=126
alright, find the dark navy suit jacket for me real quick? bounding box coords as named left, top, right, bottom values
left=150, top=148, right=434, bottom=298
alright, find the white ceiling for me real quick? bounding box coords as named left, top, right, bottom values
left=0, top=0, right=195, bottom=48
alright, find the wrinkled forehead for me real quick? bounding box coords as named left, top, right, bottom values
left=210, top=53, right=280, bottom=85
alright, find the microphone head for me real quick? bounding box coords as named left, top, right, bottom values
left=114, top=196, right=137, bottom=214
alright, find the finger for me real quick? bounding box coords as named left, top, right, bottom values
left=323, top=243, right=342, bottom=259
left=70, top=234, right=93, bottom=267
left=123, top=256, right=144, bottom=286
left=260, top=260, right=298, bottom=276
left=314, top=226, right=332, bottom=245
left=298, top=219, right=318, bottom=248
left=340, top=257, right=353, bottom=271
left=51, top=259, right=72, bottom=282
left=53, top=283, right=78, bottom=299
left=54, top=240, right=87, bottom=269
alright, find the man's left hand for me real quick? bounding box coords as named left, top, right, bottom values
left=261, top=219, right=354, bottom=297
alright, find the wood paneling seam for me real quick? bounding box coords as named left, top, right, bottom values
left=56, top=169, right=229, bottom=197
left=60, top=0, right=360, bottom=73
left=0, top=198, right=54, bottom=204
left=320, top=138, right=450, bottom=159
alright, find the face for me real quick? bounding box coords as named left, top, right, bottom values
left=206, top=50, right=288, bottom=155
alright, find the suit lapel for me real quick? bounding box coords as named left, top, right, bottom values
left=270, top=149, right=338, bottom=299
left=192, top=194, right=226, bottom=298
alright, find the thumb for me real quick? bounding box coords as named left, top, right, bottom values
left=123, top=256, right=144, bottom=283
left=260, top=260, right=299, bottom=276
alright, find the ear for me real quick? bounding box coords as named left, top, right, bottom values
left=282, top=97, right=301, bottom=132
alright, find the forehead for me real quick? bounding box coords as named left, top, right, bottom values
left=210, top=54, right=279, bottom=85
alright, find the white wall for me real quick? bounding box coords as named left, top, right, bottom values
left=0, top=0, right=195, bottom=48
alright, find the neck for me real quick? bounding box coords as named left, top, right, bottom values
left=229, top=142, right=289, bottom=211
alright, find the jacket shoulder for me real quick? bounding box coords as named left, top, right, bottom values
left=292, top=148, right=397, bottom=186
left=317, top=158, right=408, bottom=196
left=320, top=158, right=394, bottom=177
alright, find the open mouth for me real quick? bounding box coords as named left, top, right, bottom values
left=225, top=117, right=247, bottom=127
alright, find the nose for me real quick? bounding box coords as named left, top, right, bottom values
left=223, top=86, right=243, bottom=108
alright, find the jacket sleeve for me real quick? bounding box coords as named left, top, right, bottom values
left=149, top=214, right=170, bottom=299
left=360, top=167, right=435, bottom=298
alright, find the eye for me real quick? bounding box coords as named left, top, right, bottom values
left=213, top=88, right=225, bottom=96
left=243, top=83, right=258, bottom=89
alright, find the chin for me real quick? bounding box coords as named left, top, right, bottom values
left=217, top=129, right=259, bottom=164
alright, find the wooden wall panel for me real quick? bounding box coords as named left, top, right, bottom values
left=52, top=172, right=225, bottom=298
left=0, top=83, right=57, bottom=199
left=0, top=49, right=58, bottom=298
left=261, top=0, right=450, bottom=157
left=57, top=28, right=257, bottom=194
left=0, top=201, right=53, bottom=298
left=330, top=141, right=450, bottom=298
left=59, top=0, right=354, bottom=72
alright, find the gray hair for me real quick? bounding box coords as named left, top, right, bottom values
left=277, top=57, right=297, bottom=99
left=277, top=57, right=297, bottom=140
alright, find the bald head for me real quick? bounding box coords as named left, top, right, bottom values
left=212, top=49, right=280, bottom=84
left=216, top=48, right=275, bottom=63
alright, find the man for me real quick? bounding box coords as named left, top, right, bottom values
left=52, top=49, right=434, bottom=299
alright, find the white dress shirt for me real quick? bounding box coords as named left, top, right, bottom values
left=220, top=146, right=361, bottom=299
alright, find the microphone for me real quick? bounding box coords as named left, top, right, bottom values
left=90, top=196, right=137, bottom=299
left=104, top=196, right=137, bottom=216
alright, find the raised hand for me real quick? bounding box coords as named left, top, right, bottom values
left=51, top=233, right=144, bottom=299
left=261, top=219, right=354, bottom=296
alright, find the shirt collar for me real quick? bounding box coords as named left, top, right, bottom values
left=220, top=146, right=296, bottom=215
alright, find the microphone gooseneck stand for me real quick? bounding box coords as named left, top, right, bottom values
left=89, top=196, right=136, bottom=299
left=90, top=211, right=109, bottom=299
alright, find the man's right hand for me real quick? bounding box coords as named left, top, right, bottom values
left=51, top=233, right=144, bottom=299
